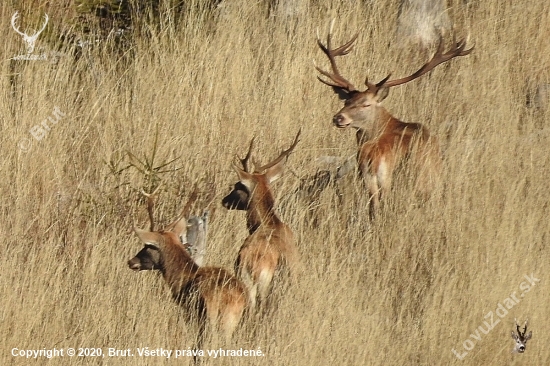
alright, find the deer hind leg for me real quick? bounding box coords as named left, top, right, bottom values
left=220, top=292, right=247, bottom=341
left=238, top=267, right=257, bottom=310
left=257, top=267, right=275, bottom=309
left=191, top=299, right=209, bottom=362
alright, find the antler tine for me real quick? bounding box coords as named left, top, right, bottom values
left=315, top=20, right=359, bottom=91
left=255, top=129, right=301, bottom=173
left=38, top=13, right=49, bottom=34
left=140, top=184, right=162, bottom=232
left=165, top=184, right=200, bottom=232
left=11, top=12, right=25, bottom=36
left=378, top=32, right=474, bottom=89
left=238, top=137, right=255, bottom=173
left=181, top=184, right=200, bottom=219
left=522, top=319, right=529, bottom=335
left=514, top=318, right=527, bottom=336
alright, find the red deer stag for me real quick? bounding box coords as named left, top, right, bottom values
left=128, top=193, right=248, bottom=347
left=316, top=23, right=473, bottom=215
left=222, top=130, right=301, bottom=310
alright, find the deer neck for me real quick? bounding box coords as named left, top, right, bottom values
left=354, top=106, right=396, bottom=144
left=159, top=235, right=200, bottom=297
left=246, top=188, right=282, bottom=234
left=356, top=129, right=369, bottom=145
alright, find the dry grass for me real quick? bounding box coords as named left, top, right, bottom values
left=1, top=0, right=550, bottom=365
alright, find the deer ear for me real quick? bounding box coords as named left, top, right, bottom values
left=265, top=160, right=284, bottom=184
left=511, top=332, right=517, bottom=340
left=233, top=163, right=254, bottom=190
left=169, top=216, right=188, bottom=242
left=525, top=331, right=532, bottom=341
left=134, top=228, right=160, bottom=246
left=375, top=86, right=390, bottom=102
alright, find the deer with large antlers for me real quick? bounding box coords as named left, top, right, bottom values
left=128, top=191, right=248, bottom=352
left=11, top=12, right=49, bottom=54
left=316, top=22, right=473, bottom=215
left=222, top=130, right=301, bottom=310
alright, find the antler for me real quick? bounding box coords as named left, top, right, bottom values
left=164, top=184, right=200, bottom=232
left=315, top=20, right=359, bottom=93
left=11, top=12, right=25, bottom=36
left=255, top=129, right=301, bottom=172
left=180, top=184, right=200, bottom=219
left=515, top=318, right=529, bottom=337
left=369, top=33, right=474, bottom=91
left=140, top=185, right=162, bottom=232
left=237, top=137, right=255, bottom=173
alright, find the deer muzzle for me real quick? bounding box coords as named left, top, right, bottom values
left=333, top=113, right=349, bottom=128
left=127, top=258, right=141, bottom=271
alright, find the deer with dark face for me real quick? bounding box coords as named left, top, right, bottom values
left=316, top=22, right=473, bottom=215
left=511, top=319, right=532, bottom=354
left=127, top=195, right=248, bottom=345
left=222, top=131, right=301, bottom=310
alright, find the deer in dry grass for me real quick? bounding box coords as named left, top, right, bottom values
left=222, top=131, right=301, bottom=310
left=127, top=191, right=248, bottom=347
left=511, top=319, right=532, bottom=354
left=316, top=22, right=473, bottom=215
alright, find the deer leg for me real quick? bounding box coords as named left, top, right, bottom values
left=257, top=268, right=274, bottom=309
left=220, top=295, right=246, bottom=341
left=376, top=159, right=392, bottom=203
left=364, top=171, right=380, bottom=217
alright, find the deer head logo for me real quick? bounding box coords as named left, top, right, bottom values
left=11, top=12, right=49, bottom=54
left=511, top=319, right=532, bottom=353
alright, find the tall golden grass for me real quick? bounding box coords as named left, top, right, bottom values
left=2, top=1, right=549, bottom=364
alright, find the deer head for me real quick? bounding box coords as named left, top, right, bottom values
left=315, top=21, right=473, bottom=132
left=511, top=319, right=532, bottom=354
left=222, top=130, right=301, bottom=212
left=11, top=12, right=49, bottom=54
left=128, top=229, right=168, bottom=271
left=134, top=187, right=206, bottom=268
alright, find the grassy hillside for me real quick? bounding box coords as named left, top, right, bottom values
left=1, top=0, right=549, bottom=365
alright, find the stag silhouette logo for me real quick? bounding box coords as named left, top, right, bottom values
left=11, top=12, right=49, bottom=55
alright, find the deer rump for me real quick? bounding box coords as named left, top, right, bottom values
left=235, top=226, right=295, bottom=287
left=173, top=266, right=248, bottom=332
